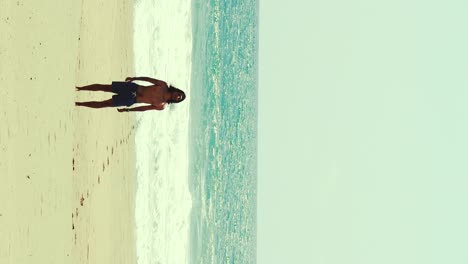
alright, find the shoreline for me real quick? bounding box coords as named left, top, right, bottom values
left=73, top=0, right=136, bottom=263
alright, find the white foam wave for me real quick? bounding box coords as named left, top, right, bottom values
left=133, top=0, right=193, bottom=263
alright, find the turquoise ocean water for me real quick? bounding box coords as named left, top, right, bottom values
left=189, top=0, right=258, bottom=263
left=132, top=0, right=257, bottom=262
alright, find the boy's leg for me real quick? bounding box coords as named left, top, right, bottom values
left=76, top=84, right=113, bottom=92
left=75, top=99, right=114, bottom=108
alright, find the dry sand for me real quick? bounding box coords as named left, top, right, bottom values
left=1, top=1, right=137, bottom=263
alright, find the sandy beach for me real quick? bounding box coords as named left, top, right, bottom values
left=0, top=1, right=137, bottom=263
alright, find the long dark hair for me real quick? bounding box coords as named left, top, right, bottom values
left=167, top=85, right=186, bottom=104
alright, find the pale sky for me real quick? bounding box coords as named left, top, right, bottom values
left=258, top=1, right=468, bottom=263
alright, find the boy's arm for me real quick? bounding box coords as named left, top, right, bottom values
left=126, top=77, right=166, bottom=86
left=118, top=104, right=166, bottom=112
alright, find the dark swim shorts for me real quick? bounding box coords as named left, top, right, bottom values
left=111, top=82, right=138, bottom=107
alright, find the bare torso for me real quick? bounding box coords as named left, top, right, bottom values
left=135, top=83, right=168, bottom=107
